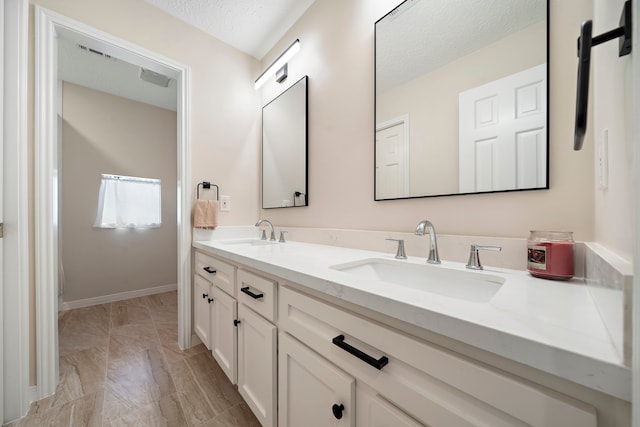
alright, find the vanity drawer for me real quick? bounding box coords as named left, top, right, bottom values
left=278, top=286, right=596, bottom=427
left=195, top=251, right=236, bottom=296
left=237, top=269, right=276, bottom=322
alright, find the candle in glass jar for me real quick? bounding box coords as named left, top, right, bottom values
left=527, top=231, right=574, bottom=280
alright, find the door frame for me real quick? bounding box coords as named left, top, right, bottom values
left=35, top=7, right=192, bottom=398
left=2, top=0, right=29, bottom=423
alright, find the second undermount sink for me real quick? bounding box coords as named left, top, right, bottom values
left=330, top=258, right=504, bottom=302
left=220, top=239, right=278, bottom=246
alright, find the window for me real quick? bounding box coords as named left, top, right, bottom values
left=94, top=174, right=162, bottom=229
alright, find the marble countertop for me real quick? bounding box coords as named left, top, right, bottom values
left=192, top=238, right=630, bottom=401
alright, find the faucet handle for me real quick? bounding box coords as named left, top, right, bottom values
left=259, top=229, right=267, bottom=240
left=466, top=245, right=502, bottom=270
left=269, top=230, right=277, bottom=241
left=279, top=231, right=288, bottom=243
left=386, top=239, right=407, bottom=260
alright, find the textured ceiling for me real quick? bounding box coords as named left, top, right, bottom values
left=144, top=0, right=316, bottom=60
left=376, top=0, right=546, bottom=92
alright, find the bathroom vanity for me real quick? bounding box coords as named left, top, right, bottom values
left=192, top=237, right=630, bottom=426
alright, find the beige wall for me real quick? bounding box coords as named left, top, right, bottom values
left=30, top=0, right=261, bottom=226
left=61, top=82, right=177, bottom=302
left=259, top=0, right=595, bottom=242
left=592, top=0, right=634, bottom=261
left=377, top=22, right=546, bottom=196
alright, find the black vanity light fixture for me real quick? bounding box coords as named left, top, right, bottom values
left=255, top=39, right=300, bottom=89
left=574, top=0, right=632, bottom=151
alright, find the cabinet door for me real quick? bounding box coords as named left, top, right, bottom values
left=279, top=332, right=355, bottom=427
left=193, top=275, right=212, bottom=349
left=357, top=386, right=424, bottom=427
left=210, top=286, right=237, bottom=384
left=237, top=304, right=277, bottom=427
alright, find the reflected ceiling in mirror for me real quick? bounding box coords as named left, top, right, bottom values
left=375, top=0, right=549, bottom=200
left=262, top=76, right=308, bottom=209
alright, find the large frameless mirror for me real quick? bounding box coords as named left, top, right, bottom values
left=262, top=76, right=308, bottom=209
left=375, top=0, right=549, bottom=200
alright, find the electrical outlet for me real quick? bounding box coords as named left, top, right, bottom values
left=220, top=195, right=231, bottom=212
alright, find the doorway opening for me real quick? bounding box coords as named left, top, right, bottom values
left=35, top=7, right=192, bottom=399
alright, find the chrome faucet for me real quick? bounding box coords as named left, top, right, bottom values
left=415, top=220, right=441, bottom=264
left=255, top=219, right=276, bottom=241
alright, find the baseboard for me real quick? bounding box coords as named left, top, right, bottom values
left=61, top=284, right=177, bottom=310
left=191, top=333, right=203, bottom=347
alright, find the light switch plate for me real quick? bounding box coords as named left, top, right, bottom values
left=220, top=195, right=231, bottom=212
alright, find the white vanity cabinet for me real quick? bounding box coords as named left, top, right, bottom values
left=278, top=285, right=598, bottom=427
left=193, top=251, right=237, bottom=382
left=192, top=243, right=621, bottom=426
left=210, top=284, right=238, bottom=383
left=236, top=270, right=278, bottom=427
left=356, top=384, right=424, bottom=427
left=279, top=331, right=355, bottom=427
left=193, top=275, right=213, bottom=348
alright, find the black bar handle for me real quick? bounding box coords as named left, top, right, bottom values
left=234, top=319, right=241, bottom=326
left=240, top=286, right=264, bottom=299
left=202, top=293, right=208, bottom=299
left=203, top=266, right=217, bottom=274
left=332, top=335, right=389, bottom=370
left=208, top=298, right=214, bottom=304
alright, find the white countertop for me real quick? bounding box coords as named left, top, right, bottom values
left=192, top=238, right=631, bottom=401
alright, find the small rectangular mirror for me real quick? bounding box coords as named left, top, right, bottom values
left=262, top=76, right=308, bottom=209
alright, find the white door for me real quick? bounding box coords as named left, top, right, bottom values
left=193, top=276, right=211, bottom=349
left=278, top=332, right=355, bottom=427
left=210, top=286, right=237, bottom=384
left=237, top=304, right=277, bottom=427
left=459, top=64, right=547, bottom=192
left=375, top=117, right=408, bottom=199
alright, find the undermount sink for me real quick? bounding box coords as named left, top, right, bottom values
left=330, top=258, right=504, bottom=302
left=220, top=239, right=278, bottom=246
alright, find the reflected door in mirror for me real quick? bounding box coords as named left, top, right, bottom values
left=459, top=64, right=547, bottom=193
left=376, top=116, right=409, bottom=199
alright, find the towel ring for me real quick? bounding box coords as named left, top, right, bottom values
left=197, top=182, right=219, bottom=200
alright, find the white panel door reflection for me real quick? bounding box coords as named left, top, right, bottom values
left=459, top=64, right=546, bottom=193
left=376, top=116, right=409, bottom=199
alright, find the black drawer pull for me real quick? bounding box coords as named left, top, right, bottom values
left=202, top=293, right=208, bottom=299
left=234, top=319, right=241, bottom=326
left=203, top=266, right=216, bottom=274
left=332, top=403, right=344, bottom=420
left=240, top=286, right=264, bottom=299
left=208, top=298, right=214, bottom=304
left=332, top=335, right=389, bottom=370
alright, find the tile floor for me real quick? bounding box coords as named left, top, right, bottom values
left=4, top=291, right=260, bottom=427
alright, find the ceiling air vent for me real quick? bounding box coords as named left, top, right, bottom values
left=77, top=44, right=117, bottom=61
left=139, top=68, right=172, bottom=88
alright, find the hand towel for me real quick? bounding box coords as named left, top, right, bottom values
left=193, top=199, right=219, bottom=229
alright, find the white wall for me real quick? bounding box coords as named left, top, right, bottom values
left=592, top=0, right=634, bottom=262
left=259, top=0, right=595, bottom=242
left=61, top=82, right=177, bottom=302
